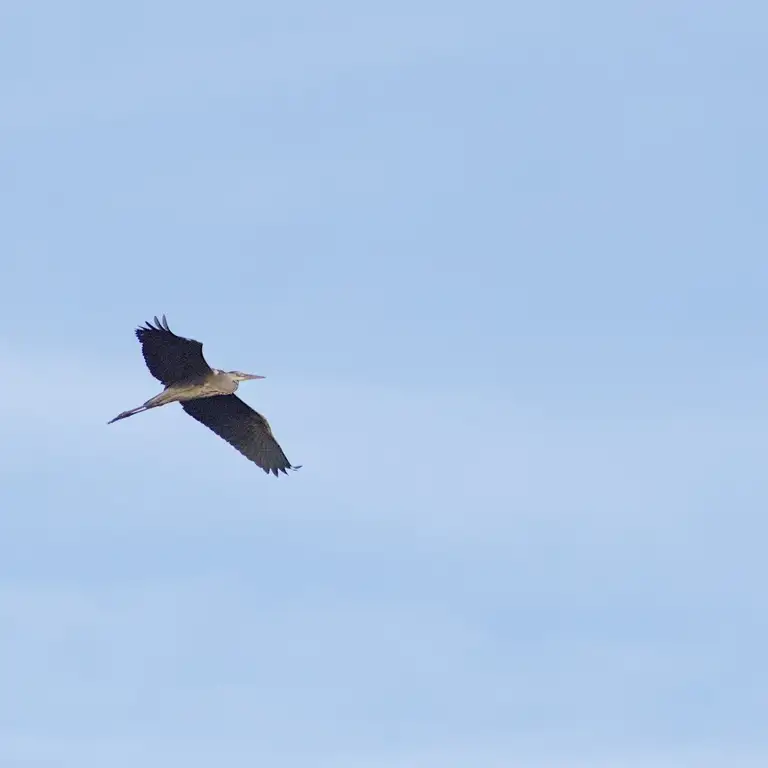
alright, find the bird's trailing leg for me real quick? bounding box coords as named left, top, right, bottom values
left=107, top=404, right=152, bottom=424
left=107, top=390, right=174, bottom=425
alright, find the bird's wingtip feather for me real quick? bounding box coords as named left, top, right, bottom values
left=135, top=315, right=175, bottom=336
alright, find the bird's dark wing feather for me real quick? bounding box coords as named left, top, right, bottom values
left=181, top=395, right=299, bottom=476
left=135, top=315, right=212, bottom=385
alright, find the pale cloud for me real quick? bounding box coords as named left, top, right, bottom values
left=2, top=349, right=765, bottom=764
left=336, top=750, right=768, bottom=768
left=2, top=339, right=766, bottom=541
left=2, top=576, right=763, bottom=768
left=2, top=732, right=766, bottom=768
left=2, top=0, right=766, bottom=764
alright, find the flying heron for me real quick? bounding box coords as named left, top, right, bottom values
left=109, top=315, right=300, bottom=476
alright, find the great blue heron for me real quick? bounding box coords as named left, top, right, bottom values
left=109, top=315, right=299, bottom=476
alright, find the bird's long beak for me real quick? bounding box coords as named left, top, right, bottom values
left=241, top=373, right=265, bottom=380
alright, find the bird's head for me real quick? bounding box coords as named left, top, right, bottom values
left=227, top=371, right=266, bottom=383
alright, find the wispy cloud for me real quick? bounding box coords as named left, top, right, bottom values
left=2, top=338, right=766, bottom=762
left=2, top=339, right=766, bottom=543
left=2, top=575, right=764, bottom=768
left=2, top=1, right=767, bottom=762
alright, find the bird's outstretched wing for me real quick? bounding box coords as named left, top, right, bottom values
left=181, top=395, right=299, bottom=476
left=135, top=315, right=212, bottom=386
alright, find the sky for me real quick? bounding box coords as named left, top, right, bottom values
left=1, top=1, right=767, bottom=765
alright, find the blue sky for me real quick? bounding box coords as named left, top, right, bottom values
left=1, top=1, right=767, bottom=765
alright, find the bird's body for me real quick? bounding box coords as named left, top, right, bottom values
left=109, top=316, right=299, bottom=476
left=144, top=369, right=239, bottom=406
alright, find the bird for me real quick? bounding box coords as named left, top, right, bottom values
left=109, top=315, right=300, bottom=476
